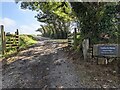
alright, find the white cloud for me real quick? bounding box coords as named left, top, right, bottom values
left=19, top=22, right=41, bottom=35
left=18, top=20, right=46, bottom=35
left=19, top=9, right=30, bottom=12
left=0, top=18, right=16, bottom=27
left=0, top=17, right=17, bottom=33
left=0, top=17, right=44, bottom=35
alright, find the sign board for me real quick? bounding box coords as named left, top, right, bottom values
left=93, top=44, right=120, bottom=58
left=98, top=46, right=117, bottom=55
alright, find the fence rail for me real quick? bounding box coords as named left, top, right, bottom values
left=67, top=28, right=78, bottom=49
left=0, top=25, right=19, bottom=57
left=67, top=28, right=93, bottom=60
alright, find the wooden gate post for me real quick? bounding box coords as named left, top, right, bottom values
left=16, top=29, right=19, bottom=51
left=73, top=28, right=77, bottom=49
left=82, top=38, right=90, bottom=60
left=68, top=31, right=72, bottom=47
left=4, top=31, right=6, bottom=53
left=1, top=25, right=6, bottom=56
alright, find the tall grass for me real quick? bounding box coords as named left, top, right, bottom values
left=19, top=34, right=37, bottom=49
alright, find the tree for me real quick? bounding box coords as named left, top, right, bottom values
left=70, top=2, right=119, bottom=44
left=16, top=1, right=73, bottom=39
left=17, top=1, right=119, bottom=49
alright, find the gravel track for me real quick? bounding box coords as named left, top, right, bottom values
left=1, top=37, right=120, bottom=89
left=2, top=37, right=82, bottom=89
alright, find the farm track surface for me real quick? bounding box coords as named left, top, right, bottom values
left=1, top=37, right=120, bottom=89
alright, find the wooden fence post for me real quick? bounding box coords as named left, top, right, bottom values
left=73, top=28, right=77, bottom=49
left=16, top=29, right=19, bottom=36
left=1, top=25, right=6, bottom=56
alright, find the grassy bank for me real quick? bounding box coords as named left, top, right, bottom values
left=19, top=34, right=37, bottom=49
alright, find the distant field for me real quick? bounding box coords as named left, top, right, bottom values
left=48, top=39, right=68, bottom=43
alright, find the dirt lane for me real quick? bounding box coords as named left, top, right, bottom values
left=2, top=37, right=83, bottom=88
left=2, top=40, right=53, bottom=88
left=49, top=50, right=83, bottom=88
left=2, top=37, right=120, bottom=89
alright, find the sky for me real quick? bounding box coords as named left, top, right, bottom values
left=0, top=1, right=44, bottom=35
